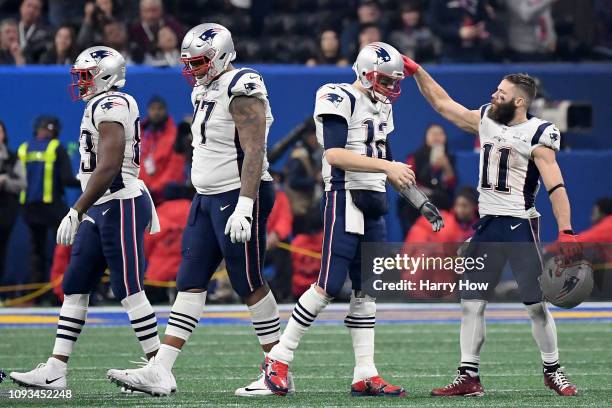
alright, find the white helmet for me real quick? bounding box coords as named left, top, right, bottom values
left=180, top=23, right=236, bottom=86
left=539, top=256, right=594, bottom=309
left=69, top=46, right=126, bottom=101
left=353, top=42, right=405, bottom=103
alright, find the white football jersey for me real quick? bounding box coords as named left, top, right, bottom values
left=477, top=104, right=561, bottom=219
left=78, top=90, right=142, bottom=205
left=190, top=67, right=274, bottom=195
left=314, top=83, right=394, bottom=192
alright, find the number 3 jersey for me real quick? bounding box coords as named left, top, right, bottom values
left=190, top=68, right=274, bottom=195
left=78, top=91, right=142, bottom=205
left=477, top=103, right=561, bottom=219
left=314, top=83, right=394, bottom=192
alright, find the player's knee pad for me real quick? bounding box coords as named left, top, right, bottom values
left=461, top=299, right=487, bottom=317
left=525, top=301, right=548, bottom=322
left=345, top=291, right=376, bottom=329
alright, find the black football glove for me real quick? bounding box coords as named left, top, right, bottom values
left=398, top=184, right=444, bottom=232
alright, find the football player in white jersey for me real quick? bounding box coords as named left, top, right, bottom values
left=402, top=56, right=580, bottom=396
left=264, top=43, right=442, bottom=397
left=10, top=46, right=162, bottom=391
left=106, top=24, right=289, bottom=397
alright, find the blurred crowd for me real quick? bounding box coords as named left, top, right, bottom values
left=2, top=93, right=612, bottom=306
left=1, top=0, right=612, bottom=67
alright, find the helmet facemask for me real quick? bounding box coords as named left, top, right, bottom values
left=365, top=70, right=403, bottom=104
left=180, top=47, right=227, bottom=87
left=69, top=66, right=99, bottom=101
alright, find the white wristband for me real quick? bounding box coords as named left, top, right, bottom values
left=236, top=196, right=254, bottom=216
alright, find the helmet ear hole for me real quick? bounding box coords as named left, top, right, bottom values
left=101, top=75, right=111, bottom=80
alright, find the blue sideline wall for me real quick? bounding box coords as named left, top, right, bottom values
left=1, top=64, right=612, bottom=284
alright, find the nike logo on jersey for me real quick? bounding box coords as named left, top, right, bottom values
left=45, top=377, right=63, bottom=384
left=102, top=209, right=110, bottom=216
left=220, top=205, right=230, bottom=211
left=511, top=224, right=521, bottom=230
left=248, top=75, right=259, bottom=79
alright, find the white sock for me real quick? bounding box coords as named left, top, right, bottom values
left=52, top=294, right=89, bottom=358
left=122, top=291, right=160, bottom=355
left=459, top=299, right=486, bottom=376
left=156, top=344, right=181, bottom=372
left=345, top=291, right=378, bottom=383
left=248, top=290, right=281, bottom=346
left=526, top=302, right=559, bottom=364
left=268, top=285, right=331, bottom=364
left=164, top=291, right=206, bottom=342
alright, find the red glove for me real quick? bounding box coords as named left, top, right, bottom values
left=402, top=55, right=420, bottom=77
left=557, top=229, right=582, bottom=260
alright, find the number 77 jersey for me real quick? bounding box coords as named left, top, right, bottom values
left=78, top=90, right=142, bottom=205
left=477, top=103, right=561, bottom=219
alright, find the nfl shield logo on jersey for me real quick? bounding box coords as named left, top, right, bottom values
left=540, top=256, right=594, bottom=309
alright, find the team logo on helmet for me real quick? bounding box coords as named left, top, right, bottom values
left=555, top=275, right=580, bottom=300
left=369, top=45, right=391, bottom=64
left=320, top=93, right=344, bottom=107
left=90, top=49, right=113, bottom=62
left=199, top=28, right=223, bottom=45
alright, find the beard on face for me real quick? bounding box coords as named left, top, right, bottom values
left=487, top=98, right=517, bottom=125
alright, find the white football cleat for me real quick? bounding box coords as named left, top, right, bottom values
left=235, top=364, right=295, bottom=397
left=10, top=357, right=67, bottom=390
left=107, top=357, right=174, bottom=396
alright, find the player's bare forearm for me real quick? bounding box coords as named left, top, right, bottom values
left=325, top=148, right=389, bottom=173
left=230, top=95, right=266, bottom=200
left=73, top=122, right=125, bottom=216
left=413, top=67, right=479, bottom=134
left=533, top=146, right=572, bottom=231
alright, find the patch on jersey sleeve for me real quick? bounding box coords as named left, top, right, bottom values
left=244, top=82, right=260, bottom=92
left=319, top=93, right=344, bottom=108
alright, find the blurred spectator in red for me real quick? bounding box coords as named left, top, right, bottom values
left=547, top=198, right=612, bottom=246
left=144, top=199, right=190, bottom=283
left=389, top=1, right=438, bottom=61
left=428, top=0, right=490, bottom=62
left=291, top=230, right=323, bottom=299
left=18, top=0, right=50, bottom=63
left=405, top=187, right=478, bottom=244
left=357, top=23, right=382, bottom=52
left=306, top=29, right=349, bottom=66
left=103, top=20, right=143, bottom=64
left=139, top=96, right=185, bottom=204
left=144, top=25, right=181, bottom=67
left=398, top=124, right=457, bottom=237
left=402, top=187, right=479, bottom=299
left=49, top=244, right=71, bottom=303
left=504, top=0, right=557, bottom=61
left=0, top=19, right=26, bottom=65
left=265, top=170, right=294, bottom=302
left=129, top=0, right=183, bottom=57
left=39, top=24, right=77, bottom=64
left=76, top=0, right=117, bottom=50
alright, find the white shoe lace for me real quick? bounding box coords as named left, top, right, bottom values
left=548, top=368, right=571, bottom=390
left=35, top=363, right=47, bottom=371
left=445, top=372, right=468, bottom=389
left=128, top=357, right=151, bottom=368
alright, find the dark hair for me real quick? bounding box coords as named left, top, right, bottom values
left=596, top=197, right=612, bottom=216
left=504, top=73, right=537, bottom=104
left=359, top=22, right=381, bottom=35
left=0, top=120, right=7, bottom=145
left=456, top=186, right=479, bottom=205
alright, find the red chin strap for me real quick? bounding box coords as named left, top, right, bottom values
left=180, top=55, right=212, bottom=87
left=365, top=71, right=402, bottom=103
left=69, top=67, right=97, bottom=101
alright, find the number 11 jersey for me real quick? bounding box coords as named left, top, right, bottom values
left=477, top=104, right=561, bottom=219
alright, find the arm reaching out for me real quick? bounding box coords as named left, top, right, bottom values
left=403, top=56, right=480, bottom=134
left=533, top=145, right=581, bottom=257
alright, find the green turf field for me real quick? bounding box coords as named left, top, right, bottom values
left=1, top=322, right=611, bottom=407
